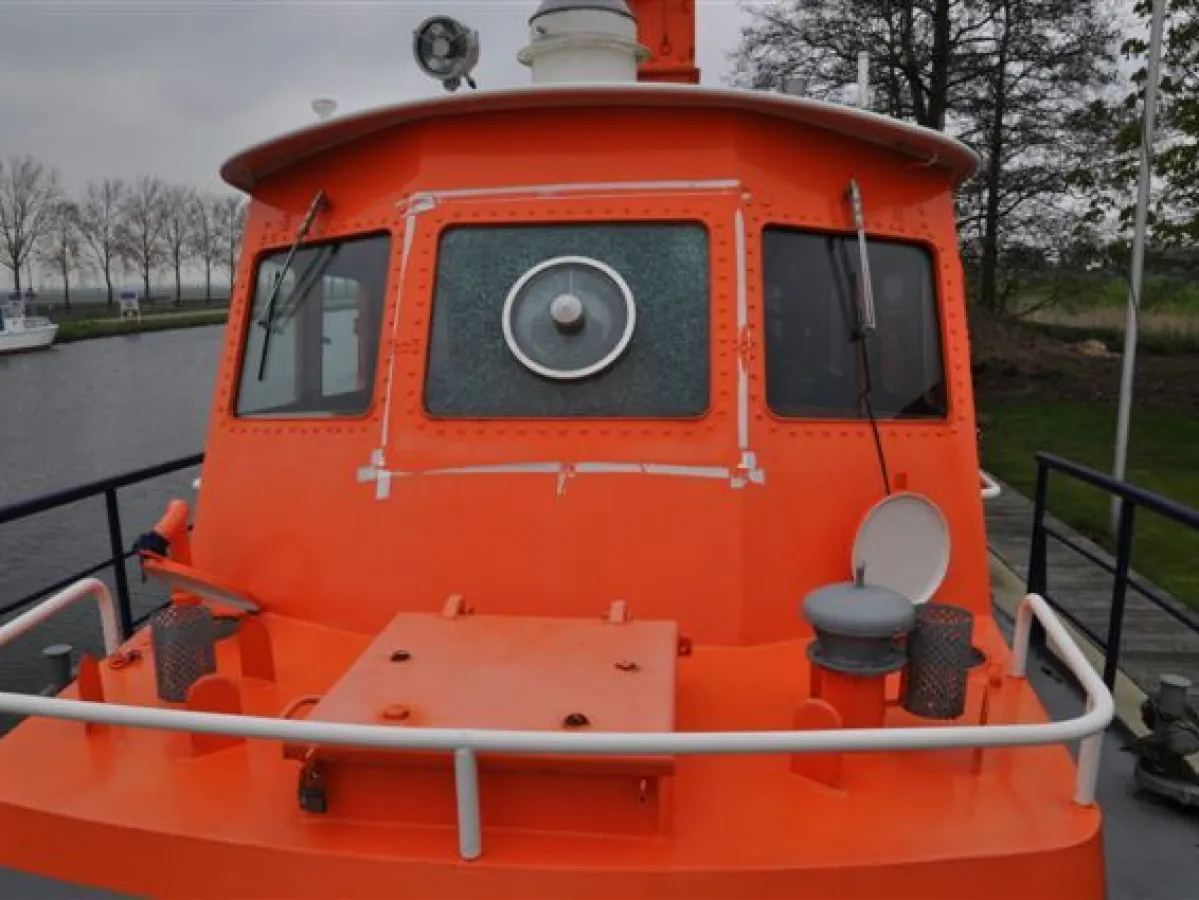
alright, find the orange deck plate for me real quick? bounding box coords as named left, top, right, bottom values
left=299, top=610, right=679, bottom=772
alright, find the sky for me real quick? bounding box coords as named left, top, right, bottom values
left=0, top=0, right=751, bottom=197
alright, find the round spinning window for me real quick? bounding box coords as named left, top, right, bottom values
left=501, top=255, right=637, bottom=380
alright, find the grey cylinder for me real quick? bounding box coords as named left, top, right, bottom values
left=902, top=603, right=974, bottom=719
left=1158, top=674, right=1193, bottom=718
left=41, top=644, right=74, bottom=694
left=151, top=605, right=216, bottom=703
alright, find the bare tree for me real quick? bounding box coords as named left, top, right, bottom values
left=213, top=195, right=247, bottom=293
left=161, top=183, right=198, bottom=305
left=37, top=200, right=83, bottom=310
left=78, top=178, right=126, bottom=306
left=956, top=0, right=1117, bottom=312
left=730, top=0, right=997, bottom=130
left=731, top=0, right=1117, bottom=314
left=0, top=155, right=61, bottom=293
left=190, top=194, right=222, bottom=303
left=117, top=175, right=168, bottom=302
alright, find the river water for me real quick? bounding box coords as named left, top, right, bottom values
left=0, top=327, right=223, bottom=696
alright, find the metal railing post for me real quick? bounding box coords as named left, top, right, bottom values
left=1027, top=460, right=1051, bottom=648
left=103, top=488, right=134, bottom=639
left=1104, top=498, right=1137, bottom=690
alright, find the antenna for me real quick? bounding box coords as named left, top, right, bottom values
left=857, top=52, right=871, bottom=109
left=311, top=97, right=338, bottom=121
left=413, top=15, right=481, bottom=92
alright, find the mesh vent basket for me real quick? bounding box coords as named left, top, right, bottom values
left=151, top=605, right=216, bottom=702
left=902, top=603, right=974, bottom=719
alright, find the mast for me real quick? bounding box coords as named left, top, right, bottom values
left=1111, top=0, right=1166, bottom=531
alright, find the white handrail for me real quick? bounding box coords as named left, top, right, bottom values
left=981, top=469, right=1002, bottom=500
left=0, top=577, right=121, bottom=657
left=0, top=587, right=1112, bottom=860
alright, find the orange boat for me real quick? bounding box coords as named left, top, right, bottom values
left=0, top=2, right=1118, bottom=897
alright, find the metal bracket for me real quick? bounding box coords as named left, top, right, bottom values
left=298, top=758, right=328, bottom=814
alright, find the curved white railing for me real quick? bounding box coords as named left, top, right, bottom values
left=0, top=585, right=1113, bottom=861
left=0, top=578, right=121, bottom=657
left=981, top=469, right=1002, bottom=500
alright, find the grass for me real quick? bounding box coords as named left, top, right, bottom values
left=980, top=401, right=1199, bottom=606
left=56, top=310, right=228, bottom=343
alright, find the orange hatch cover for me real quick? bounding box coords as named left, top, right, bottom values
left=283, top=606, right=680, bottom=835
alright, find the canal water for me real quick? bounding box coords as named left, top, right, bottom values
left=0, top=326, right=223, bottom=697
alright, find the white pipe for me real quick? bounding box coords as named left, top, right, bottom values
left=0, top=589, right=1110, bottom=758
left=0, top=577, right=120, bottom=657
left=454, top=749, right=482, bottom=861
left=857, top=52, right=871, bottom=109
left=980, top=469, right=1002, bottom=500
left=1112, top=0, right=1167, bottom=533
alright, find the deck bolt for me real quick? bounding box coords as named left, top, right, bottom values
left=615, top=660, right=640, bottom=672
left=563, top=712, right=590, bottom=728
left=390, top=650, right=411, bottom=662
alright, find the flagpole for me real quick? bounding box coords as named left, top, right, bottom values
left=1111, top=0, right=1167, bottom=534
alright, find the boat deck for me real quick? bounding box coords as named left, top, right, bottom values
left=0, top=605, right=1107, bottom=898
left=0, top=606, right=1193, bottom=898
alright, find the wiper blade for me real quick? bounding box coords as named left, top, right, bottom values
left=845, top=179, right=876, bottom=335
left=257, top=189, right=328, bottom=381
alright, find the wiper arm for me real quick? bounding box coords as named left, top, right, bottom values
left=257, top=189, right=328, bottom=381
left=845, top=179, right=876, bottom=335
left=271, top=243, right=337, bottom=331
left=843, top=178, right=890, bottom=496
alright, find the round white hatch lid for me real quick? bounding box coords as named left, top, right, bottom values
left=851, top=492, right=950, bottom=605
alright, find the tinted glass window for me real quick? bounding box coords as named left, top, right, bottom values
left=236, top=233, right=389, bottom=417
left=425, top=223, right=709, bottom=418
left=762, top=228, right=946, bottom=419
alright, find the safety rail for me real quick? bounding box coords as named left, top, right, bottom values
left=0, top=580, right=1113, bottom=861
left=0, top=453, right=204, bottom=637
left=980, top=469, right=1002, bottom=500
left=1027, top=451, right=1199, bottom=690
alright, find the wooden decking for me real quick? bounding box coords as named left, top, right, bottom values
left=985, top=478, right=1199, bottom=699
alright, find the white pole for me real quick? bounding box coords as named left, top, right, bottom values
left=857, top=51, right=871, bottom=109
left=1111, top=0, right=1167, bottom=534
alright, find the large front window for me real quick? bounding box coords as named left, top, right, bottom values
left=424, top=222, right=710, bottom=418
left=236, top=233, right=389, bottom=417
left=762, top=227, right=947, bottom=419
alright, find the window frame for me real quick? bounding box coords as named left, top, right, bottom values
left=231, top=229, right=393, bottom=422
left=758, top=223, right=952, bottom=425
left=419, top=215, right=718, bottom=423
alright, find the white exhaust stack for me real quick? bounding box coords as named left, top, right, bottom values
left=518, top=0, right=650, bottom=84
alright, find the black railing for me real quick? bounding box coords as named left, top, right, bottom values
left=0, top=453, right=205, bottom=639
left=1027, top=451, right=1199, bottom=690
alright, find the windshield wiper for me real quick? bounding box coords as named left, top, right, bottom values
left=271, top=243, right=338, bottom=331
left=846, top=179, right=876, bottom=335
left=843, top=178, right=889, bottom=496
left=257, top=188, right=328, bottom=380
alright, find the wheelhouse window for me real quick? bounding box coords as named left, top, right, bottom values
left=424, top=222, right=709, bottom=418
left=235, top=233, right=389, bottom=417
left=762, top=227, right=947, bottom=419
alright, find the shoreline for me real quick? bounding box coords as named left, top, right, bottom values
left=55, top=311, right=228, bottom=344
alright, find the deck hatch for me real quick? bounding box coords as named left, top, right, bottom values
left=286, top=610, right=678, bottom=833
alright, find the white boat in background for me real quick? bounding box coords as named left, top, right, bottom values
left=0, top=294, right=58, bottom=355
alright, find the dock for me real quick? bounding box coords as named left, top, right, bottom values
left=985, top=478, right=1199, bottom=698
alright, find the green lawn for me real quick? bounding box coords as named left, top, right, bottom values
left=980, top=401, right=1199, bottom=606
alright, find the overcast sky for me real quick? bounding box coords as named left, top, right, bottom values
left=0, top=1, right=750, bottom=196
